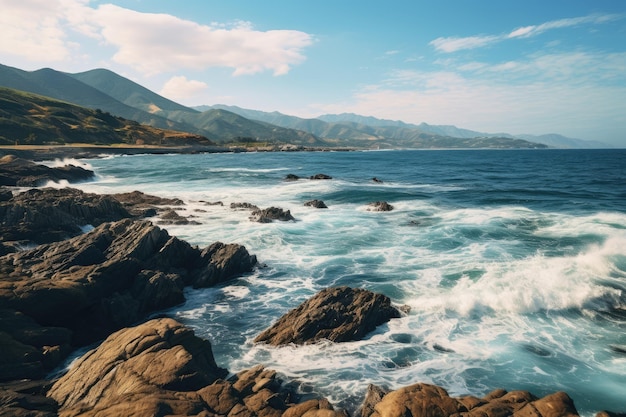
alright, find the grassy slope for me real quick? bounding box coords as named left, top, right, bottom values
left=0, top=87, right=214, bottom=147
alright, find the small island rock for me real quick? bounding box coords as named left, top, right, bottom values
left=254, top=286, right=402, bottom=345
left=304, top=199, right=328, bottom=209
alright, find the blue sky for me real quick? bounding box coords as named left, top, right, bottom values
left=1, top=0, right=625, bottom=146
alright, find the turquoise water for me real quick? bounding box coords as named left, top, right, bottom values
left=62, top=149, right=625, bottom=415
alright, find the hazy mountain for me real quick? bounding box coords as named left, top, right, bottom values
left=201, top=105, right=546, bottom=149
left=517, top=133, right=611, bottom=149
left=0, top=87, right=213, bottom=147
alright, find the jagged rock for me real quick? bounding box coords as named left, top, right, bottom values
left=285, top=174, right=301, bottom=181
left=47, top=318, right=337, bottom=417
left=0, top=155, right=94, bottom=187
left=231, top=202, right=260, bottom=211
left=250, top=207, right=295, bottom=223
left=310, top=174, right=332, bottom=180
left=359, top=384, right=390, bottom=417
left=0, top=218, right=256, bottom=381
left=158, top=209, right=200, bottom=225
left=363, top=383, right=580, bottom=417
left=112, top=190, right=184, bottom=217
left=0, top=380, right=58, bottom=417
left=0, top=187, right=131, bottom=245
left=367, top=201, right=394, bottom=212
left=304, top=200, right=328, bottom=209
left=254, top=286, right=402, bottom=345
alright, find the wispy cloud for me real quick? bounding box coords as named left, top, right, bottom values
left=430, top=13, right=623, bottom=53
left=0, top=0, right=314, bottom=76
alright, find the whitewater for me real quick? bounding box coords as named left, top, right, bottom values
left=60, top=148, right=625, bottom=415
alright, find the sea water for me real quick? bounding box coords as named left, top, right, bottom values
left=62, top=149, right=625, bottom=415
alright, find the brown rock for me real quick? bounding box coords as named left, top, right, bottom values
left=254, top=286, right=402, bottom=346
left=0, top=218, right=256, bottom=380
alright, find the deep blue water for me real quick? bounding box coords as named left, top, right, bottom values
left=60, top=148, right=626, bottom=415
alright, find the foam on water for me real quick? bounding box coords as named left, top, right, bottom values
left=65, top=150, right=626, bottom=416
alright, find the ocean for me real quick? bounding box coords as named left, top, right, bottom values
left=60, top=148, right=625, bottom=415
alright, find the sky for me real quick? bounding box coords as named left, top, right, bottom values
left=1, top=0, right=625, bottom=146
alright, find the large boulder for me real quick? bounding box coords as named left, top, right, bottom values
left=0, top=155, right=94, bottom=187
left=47, top=318, right=345, bottom=417
left=254, top=286, right=402, bottom=345
left=362, top=383, right=580, bottom=417
left=0, top=218, right=257, bottom=381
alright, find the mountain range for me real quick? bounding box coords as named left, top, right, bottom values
left=0, top=63, right=606, bottom=149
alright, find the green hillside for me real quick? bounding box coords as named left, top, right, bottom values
left=0, top=87, right=214, bottom=147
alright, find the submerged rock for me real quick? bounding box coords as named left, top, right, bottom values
left=254, top=286, right=402, bottom=345
left=310, top=173, right=332, bottom=180
left=231, top=202, right=260, bottom=211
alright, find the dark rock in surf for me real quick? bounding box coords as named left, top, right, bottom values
left=367, top=201, right=394, bottom=212
left=0, top=155, right=94, bottom=187
left=254, top=286, right=402, bottom=346
left=231, top=202, right=260, bottom=211
left=310, top=173, right=332, bottom=180
left=0, top=187, right=132, bottom=247
left=0, top=218, right=256, bottom=381
left=112, top=190, right=184, bottom=218
left=250, top=207, right=295, bottom=223
left=158, top=209, right=200, bottom=225
left=372, top=177, right=383, bottom=183
left=285, top=173, right=301, bottom=181
left=304, top=199, right=328, bottom=209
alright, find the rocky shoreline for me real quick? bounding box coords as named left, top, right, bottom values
left=0, top=153, right=622, bottom=417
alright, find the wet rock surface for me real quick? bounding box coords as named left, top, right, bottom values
left=250, top=206, right=296, bottom=223
left=0, top=218, right=256, bottom=381
left=254, top=286, right=402, bottom=345
left=0, top=155, right=94, bottom=187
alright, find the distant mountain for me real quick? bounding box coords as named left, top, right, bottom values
left=516, top=133, right=611, bottom=149
left=0, top=64, right=320, bottom=145
left=0, top=87, right=213, bottom=147
left=202, top=105, right=546, bottom=149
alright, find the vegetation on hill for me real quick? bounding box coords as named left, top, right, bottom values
left=0, top=87, right=214, bottom=147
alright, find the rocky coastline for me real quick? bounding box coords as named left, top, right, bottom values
left=0, top=153, right=622, bottom=417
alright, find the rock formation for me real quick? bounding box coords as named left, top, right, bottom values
left=304, top=199, right=328, bottom=209
left=0, top=187, right=131, bottom=249
left=0, top=218, right=257, bottom=381
left=46, top=318, right=347, bottom=417
left=367, top=201, right=394, bottom=212
left=360, top=383, right=580, bottom=417
left=310, top=174, right=332, bottom=180
left=254, top=286, right=402, bottom=345
left=250, top=207, right=296, bottom=223
left=0, top=155, right=94, bottom=187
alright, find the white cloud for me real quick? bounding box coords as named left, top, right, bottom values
left=429, top=35, right=499, bottom=53
left=160, top=76, right=208, bottom=102
left=0, top=0, right=313, bottom=76
left=318, top=50, right=626, bottom=139
left=91, top=4, right=313, bottom=76
left=432, top=13, right=623, bottom=53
